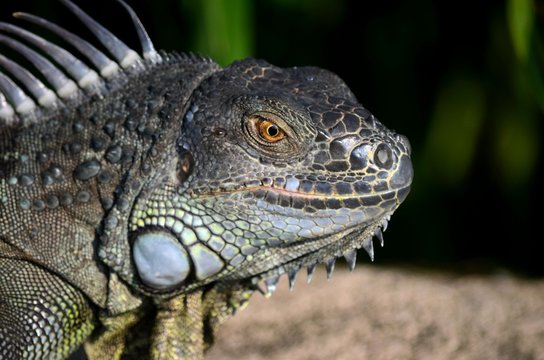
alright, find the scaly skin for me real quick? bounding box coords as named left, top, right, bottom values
left=0, top=1, right=412, bottom=359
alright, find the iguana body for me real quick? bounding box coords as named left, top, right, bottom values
left=0, top=1, right=413, bottom=359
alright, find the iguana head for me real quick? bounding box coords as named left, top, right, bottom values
left=131, top=58, right=412, bottom=295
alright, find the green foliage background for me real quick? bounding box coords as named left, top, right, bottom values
left=1, top=0, right=542, bottom=275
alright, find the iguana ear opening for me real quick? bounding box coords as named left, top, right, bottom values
left=177, top=151, right=194, bottom=183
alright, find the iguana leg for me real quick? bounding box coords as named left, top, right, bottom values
left=150, top=287, right=253, bottom=360
left=83, top=310, right=145, bottom=360
left=201, top=285, right=253, bottom=344
left=151, top=292, right=204, bottom=360
left=84, top=287, right=253, bottom=360
left=0, top=258, right=95, bottom=359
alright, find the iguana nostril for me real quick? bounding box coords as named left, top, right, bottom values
left=374, top=143, right=393, bottom=169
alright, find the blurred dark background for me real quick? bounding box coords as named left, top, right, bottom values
left=1, top=0, right=542, bottom=276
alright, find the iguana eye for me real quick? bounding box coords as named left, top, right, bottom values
left=242, top=108, right=304, bottom=159
left=247, top=113, right=286, bottom=144
left=257, top=119, right=285, bottom=142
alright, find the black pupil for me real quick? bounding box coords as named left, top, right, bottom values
left=267, top=125, right=279, bottom=137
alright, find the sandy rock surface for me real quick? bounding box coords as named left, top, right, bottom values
left=207, top=266, right=544, bottom=360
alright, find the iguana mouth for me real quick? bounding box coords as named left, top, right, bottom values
left=191, top=182, right=411, bottom=213
left=199, top=184, right=398, bottom=200
left=191, top=154, right=413, bottom=210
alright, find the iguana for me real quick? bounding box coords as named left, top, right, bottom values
left=0, top=1, right=413, bottom=359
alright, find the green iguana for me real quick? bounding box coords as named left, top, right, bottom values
left=0, top=1, right=413, bottom=358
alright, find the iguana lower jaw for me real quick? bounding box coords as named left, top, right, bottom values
left=214, top=186, right=411, bottom=294
left=247, top=218, right=389, bottom=296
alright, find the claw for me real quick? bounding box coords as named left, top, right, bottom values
left=325, top=258, right=336, bottom=280
left=362, top=237, right=374, bottom=262
left=344, top=249, right=357, bottom=272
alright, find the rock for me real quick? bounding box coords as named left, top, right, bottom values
left=208, top=266, right=544, bottom=360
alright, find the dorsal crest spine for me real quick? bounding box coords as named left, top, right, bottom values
left=0, top=0, right=159, bottom=127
